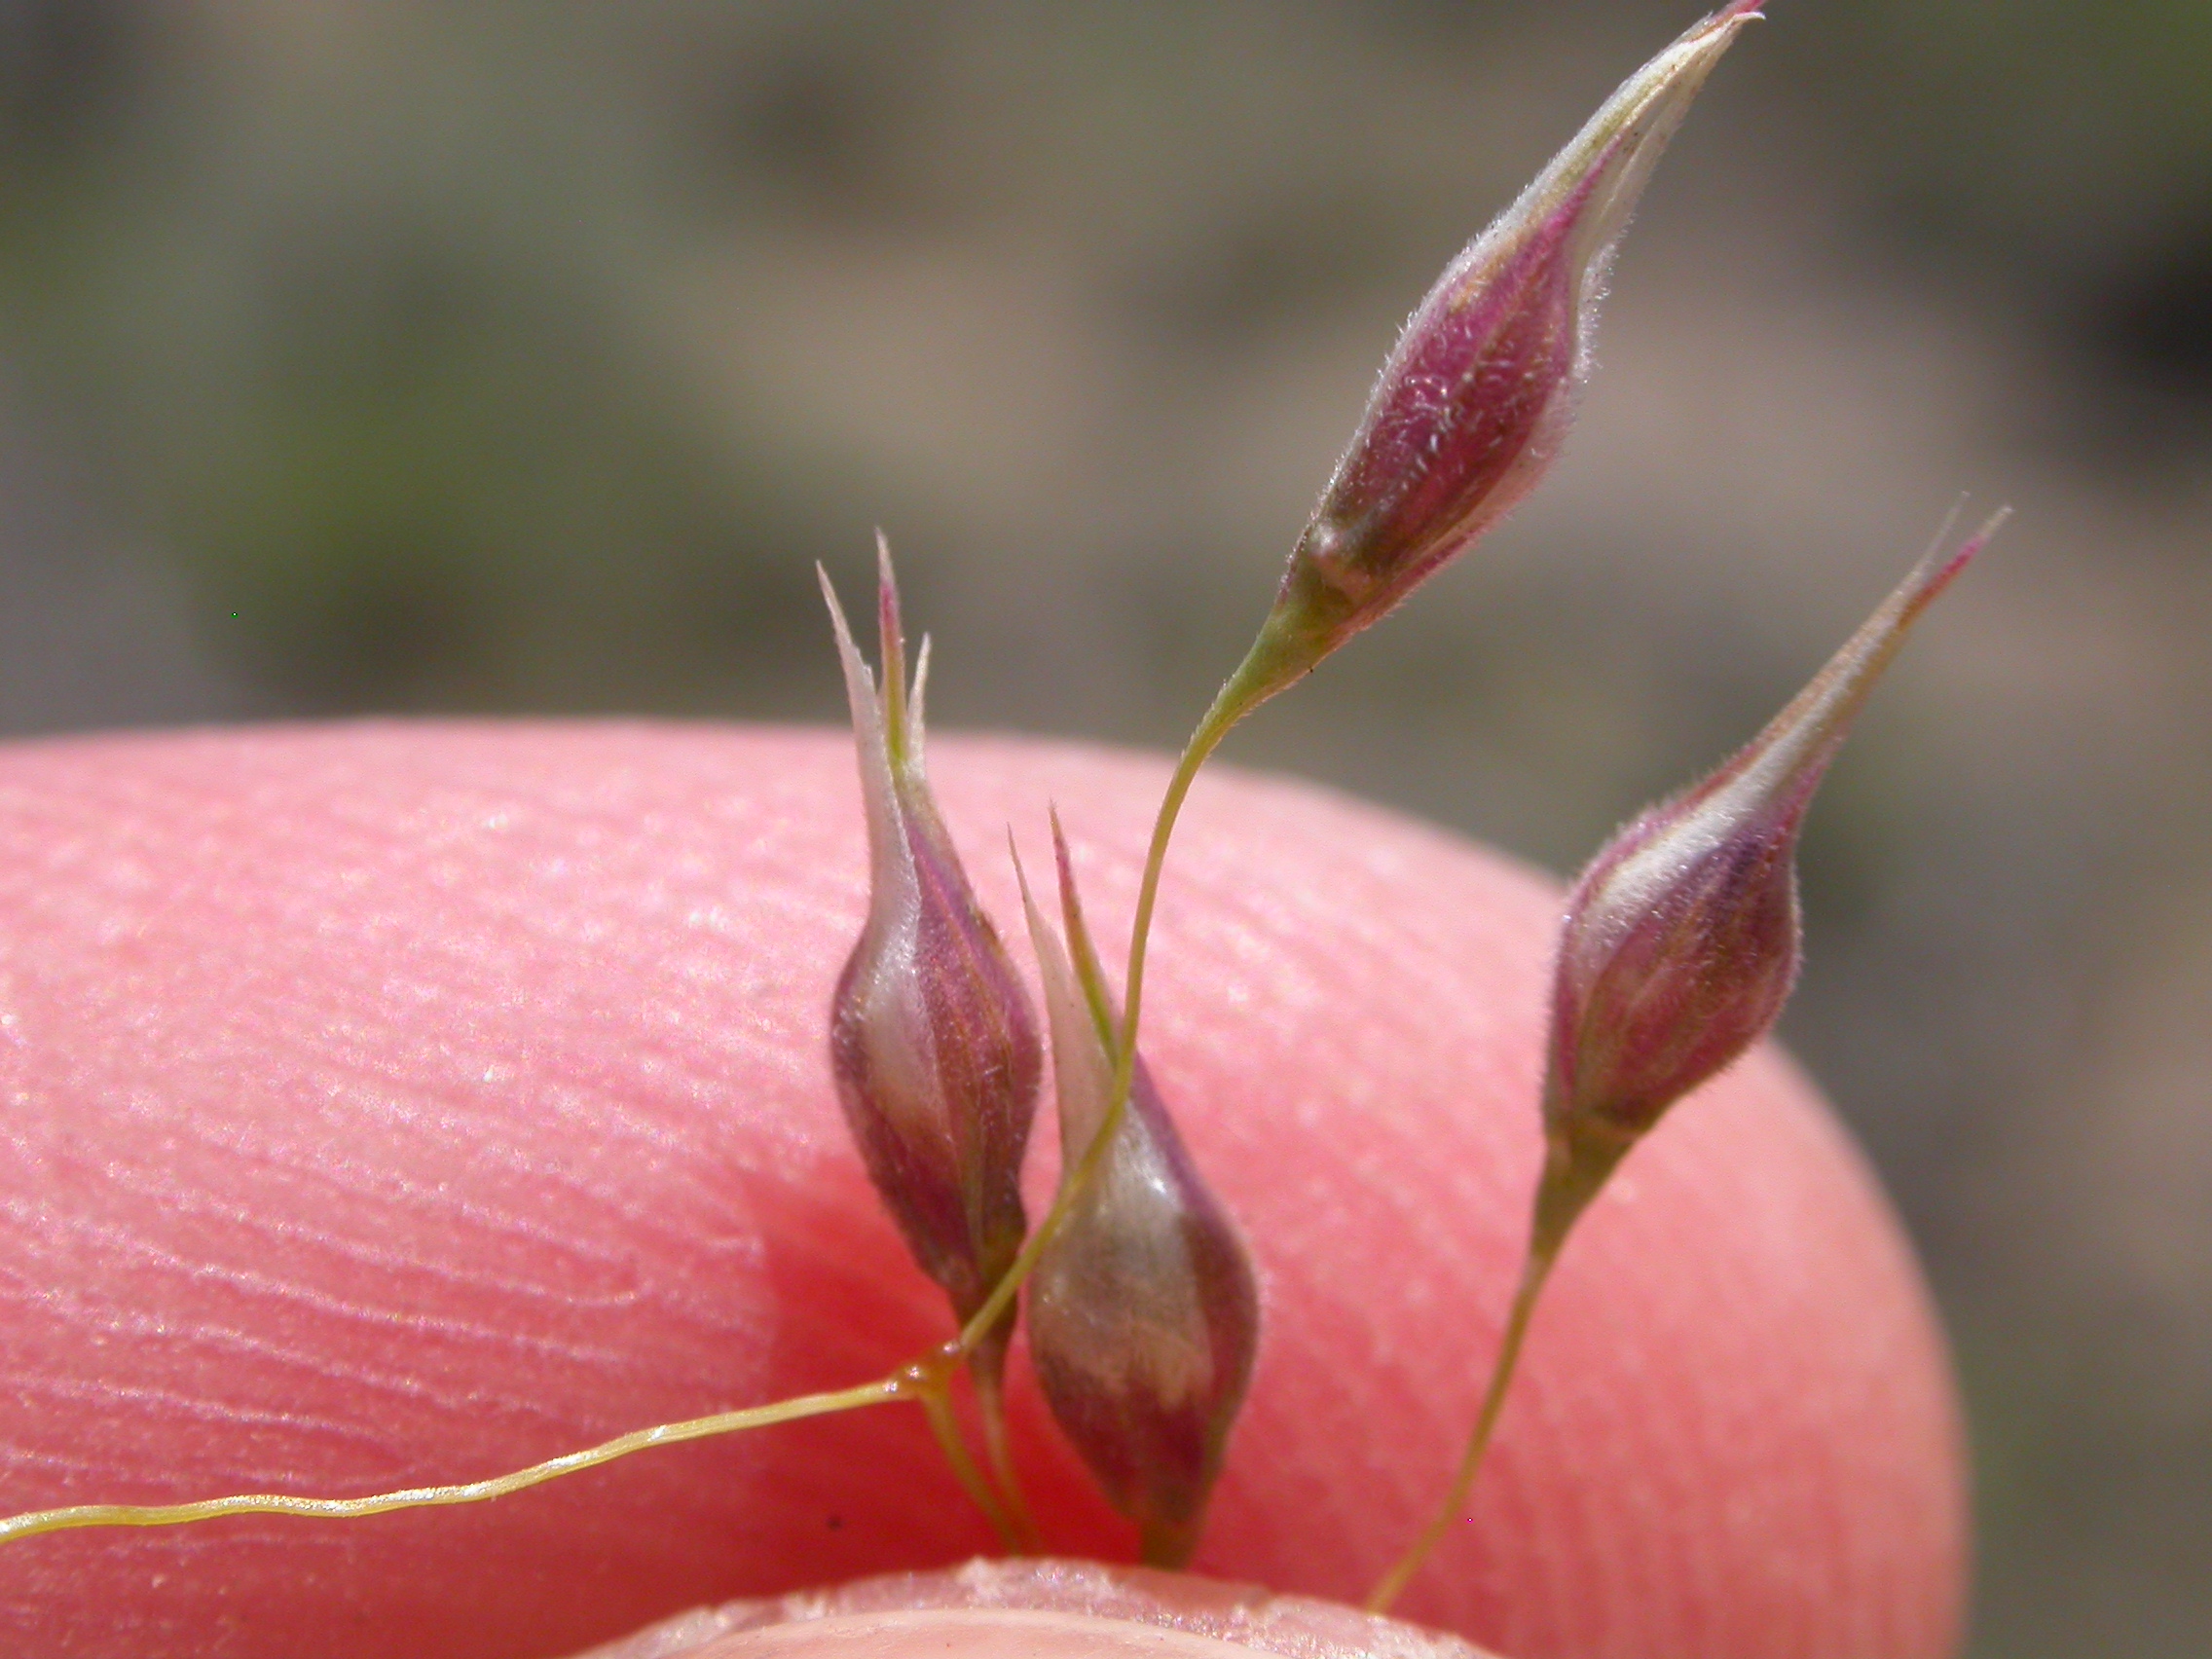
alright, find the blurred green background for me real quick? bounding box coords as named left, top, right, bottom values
left=1, top=2, right=2207, bottom=1653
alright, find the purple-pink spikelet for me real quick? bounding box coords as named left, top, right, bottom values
left=1239, top=2, right=1765, bottom=706
left=1535, top=509, right=2007, bottom=1244
left=1018, top=817, right=1260, bottom=1569
left=821, top=540, right=1043, bottom=1376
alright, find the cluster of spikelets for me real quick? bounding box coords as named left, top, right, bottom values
left=0, top=0, right=2003, bottom=1618
left=810, top=0, right=2002, bottom=1597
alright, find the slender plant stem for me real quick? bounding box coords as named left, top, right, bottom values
left=0, top=1374, right=905, bottom=1545
left=918, top=1382, right=1019, bottom=1549
left=952, top=669, right=1256, bottom=1358
left=1366, top=1244, right=1558, bottom=1613
left=1139, top=1512, right=1199, bottom=1570
left=971, top=1364, right=1041, bottom=1552
left=1111, top=682, right=1247, bottom=1096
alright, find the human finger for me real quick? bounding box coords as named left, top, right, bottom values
left=0, top=723, right=1963, bottom=1658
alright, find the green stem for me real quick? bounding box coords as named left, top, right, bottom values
left=1366, top=1132, right=1621, bottom=1612
left=0, top=1374, right=905, bottom=1545
left=1139, top=1512, right=1200, bottom=1570
left=954, top=643, right=1281, bottom=1358
left=971, top=1356, right=1041, bottom=1552
left=919, top=1382, right=1018, bottom=1550
left=1111, top=686, right=1243, bottom=1086
left=1366, top=1244, right=1556, bottom=1613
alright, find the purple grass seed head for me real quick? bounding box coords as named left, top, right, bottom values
left=822, top=538, right=1043, bottom=1364
left=1018, top=816, right=1260, bottom=1569
left=1536, top=511, right=2006, bottom=1238
left=1241, top=3, right=1764, bottom=705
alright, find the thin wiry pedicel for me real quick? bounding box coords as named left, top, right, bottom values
left=1535, top=508, right=2008, bottom=1244
left=1019, top=817, right=1260, bottom=1569
left=1367, top=508, right=2004, bottom=1615
left=1231, top=1, right=1765, bottom=714
left=821, top=540, right=1043, bottom=1381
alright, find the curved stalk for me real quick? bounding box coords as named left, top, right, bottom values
left=919, top=1383, right=1020, bottom=1549
left=0, top=1374, right=904, bottom=1545
left=953, top=645, right=1272, bottom=1358
left=1365, top=1249, right=1553, bottom=1612
left=1366, top=1139, right=1607, bottom=1611
left=973, top=1365, right=1042, bottom=1551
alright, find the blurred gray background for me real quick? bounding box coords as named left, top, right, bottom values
left=0, top=2, right=2204, bottom=1653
